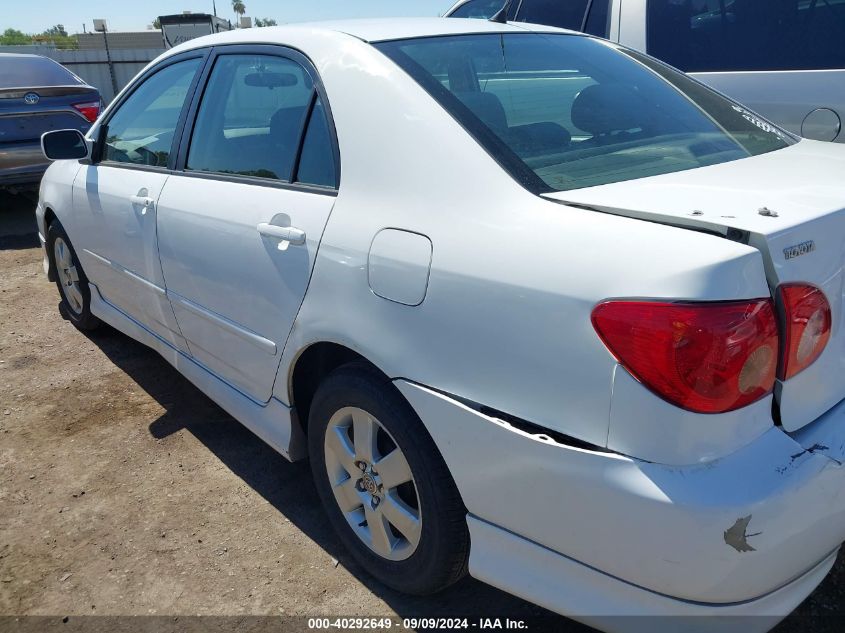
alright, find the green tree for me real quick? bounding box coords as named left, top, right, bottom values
left=152, top=18, right=161, bottom=29
left=43, top=24, right=68, bottom=37
left=232, top=0, right=246, bottom=25
left=0, top=28, right=31, bottom=45
left=254, top=17, right=277, bottom=27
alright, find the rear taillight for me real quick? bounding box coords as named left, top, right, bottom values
left=72, top=100, right=101, bottom=123
left=777, top=284, right=831, bottom=380
left=591, top=299, right=779, bottom=414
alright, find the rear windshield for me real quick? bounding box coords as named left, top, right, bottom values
left=647, top=0, right=845, bottom=72
left=0, top=56, right=82, bottom=88
left=376, top=33, right=794, bottom=193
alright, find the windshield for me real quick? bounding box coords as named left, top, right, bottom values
left=375, top=34, right=794, bottom=193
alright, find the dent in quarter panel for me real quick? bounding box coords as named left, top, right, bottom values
left=396, top=380, right=845, bottom=604
left=368, top=229, right=433, bottom=306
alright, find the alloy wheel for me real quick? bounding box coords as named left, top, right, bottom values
left=323, top=406, right=422, bottom=561
left=54, top=236, right=83, bottom=315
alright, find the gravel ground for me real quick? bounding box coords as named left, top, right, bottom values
left=0, top=189, right=842, bottom=632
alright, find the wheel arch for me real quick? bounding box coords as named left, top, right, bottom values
left=42, top=206, right=59, bottom=281
left=288, top=341, right=389, bottom=434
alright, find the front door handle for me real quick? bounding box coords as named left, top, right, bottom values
left=257, top=223, right=306, bottom=245
left=129, top=194, right=155, bottom=215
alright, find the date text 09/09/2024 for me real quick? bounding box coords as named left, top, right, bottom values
left=307, top=618, right=529, bottom=630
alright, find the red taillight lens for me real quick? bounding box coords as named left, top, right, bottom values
left=72, top=100, right=100, bottom=123
left=778, top=284, right=831, bottom=380
left=592, top=299, right=779, bottom=414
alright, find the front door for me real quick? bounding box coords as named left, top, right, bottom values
left=157, top=48, right=339, bottom=402
left=73, top=56, right=204, bottom=352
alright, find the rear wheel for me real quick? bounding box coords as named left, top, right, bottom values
left=47, top=221, right=100, bottom=331
left=308, top=362, right=469, bottom=595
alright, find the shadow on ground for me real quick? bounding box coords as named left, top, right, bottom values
left=0, top=190, right=39, bottom=249
left=75, top=321, right=578, bottom=627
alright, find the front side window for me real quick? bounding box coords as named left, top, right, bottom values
left=515, top=0, right=591, bottom=31
left=376, top=34, right=793, bottom=193
left=102, top=58, right=200, bottom=167
left=647, top=0, right=845, bottom=72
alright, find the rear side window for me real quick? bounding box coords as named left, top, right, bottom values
left=449, top=0, right=506, bottom=19
left=0, top=55, right=82, bottom=88
left=515, top=0, right=591, bottom=31
left=584, top=0, right=611, bottom=37
left=295, top=97, right=337, bottom=188
left=647, top=0, right=845, bottom=72
left=187, top=54, right=315, bottom=181
left=102, top=58, right=200, bottom=167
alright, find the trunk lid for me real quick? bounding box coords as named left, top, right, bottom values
left=544, top=139, right=845, bottom=431
left=0, top=86, right=98, bottom=144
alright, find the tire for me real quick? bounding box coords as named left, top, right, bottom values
left=46, top=221, right=100, bottom=331
left=308, top=361, right=469, bottom=595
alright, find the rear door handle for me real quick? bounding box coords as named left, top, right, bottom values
left=257, top=223, right=306, bottom=245
left=129, top=195, right=155, bottom=214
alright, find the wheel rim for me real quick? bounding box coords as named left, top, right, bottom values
left=324, top=406, right=422, bottom=561
left=53, top=237, right=83, bottom=315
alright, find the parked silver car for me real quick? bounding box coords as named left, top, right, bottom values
left=0, top=54, right=102, bottom=187
left=447, top=0, right=845, bottom=142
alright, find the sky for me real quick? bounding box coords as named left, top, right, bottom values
left=5, top=0, right=457, bottom=34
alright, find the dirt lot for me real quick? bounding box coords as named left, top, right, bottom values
left=0, top=189, right=842, bottom=632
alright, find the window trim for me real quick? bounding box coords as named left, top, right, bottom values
left=173, top=43, right=341, bottom=194
left=92, top=49, right=212, bottom=172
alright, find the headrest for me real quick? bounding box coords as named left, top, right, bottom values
left=455, top=91, right=508, bottom=133
left=571, top=83, right=650, bottom=136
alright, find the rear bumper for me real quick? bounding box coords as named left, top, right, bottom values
left=469, top=516, right=836, bottom=632
left=395, top=380, right=845, bottom=614
left=0, top=142, right=48, bottom=185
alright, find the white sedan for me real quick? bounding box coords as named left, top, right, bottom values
left=37, top=17, right=845, bottom=632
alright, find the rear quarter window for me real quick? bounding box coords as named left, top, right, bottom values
left=647, top=0, right=845, bottom=72
left=515, top=0, right=592, bottom=30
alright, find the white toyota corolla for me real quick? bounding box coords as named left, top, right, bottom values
left=36, top=17, right=845, bottom=632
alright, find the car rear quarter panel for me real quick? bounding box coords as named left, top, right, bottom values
left=273, top=32, right=772, bottom=460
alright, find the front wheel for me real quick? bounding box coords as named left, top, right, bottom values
left=308, top=362, right=469, bottom=595
left=47, top=221, right=100, bottom=331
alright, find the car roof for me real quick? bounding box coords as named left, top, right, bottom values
left=169, top=17, right=572, bottom=54
left=0, top=53, right=49, bottom=59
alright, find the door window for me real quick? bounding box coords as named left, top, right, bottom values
left=295, top=97, right=337, bottom=188
left=102, top=59, right=200, bottom=167
left=186, top=54, right=315, bottom=181
left=449, top=0, right=507, bottom=19
left=515, top=0, right=591, bottom=31
left=584, top=0, right=611, bottom=37
left=647, top=0, right=845, bottom=72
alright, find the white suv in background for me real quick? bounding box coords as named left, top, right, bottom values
left=446, top=0, right=845, bottom=142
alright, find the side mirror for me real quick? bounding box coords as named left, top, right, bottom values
left=41, top=129, right=90, bottom=161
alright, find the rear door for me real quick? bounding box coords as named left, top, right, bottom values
left=627, top=0, right=845, bottom=142
left=156, top=45, right=339, bottom=403
left=73, top=53, right=205, bottom=353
